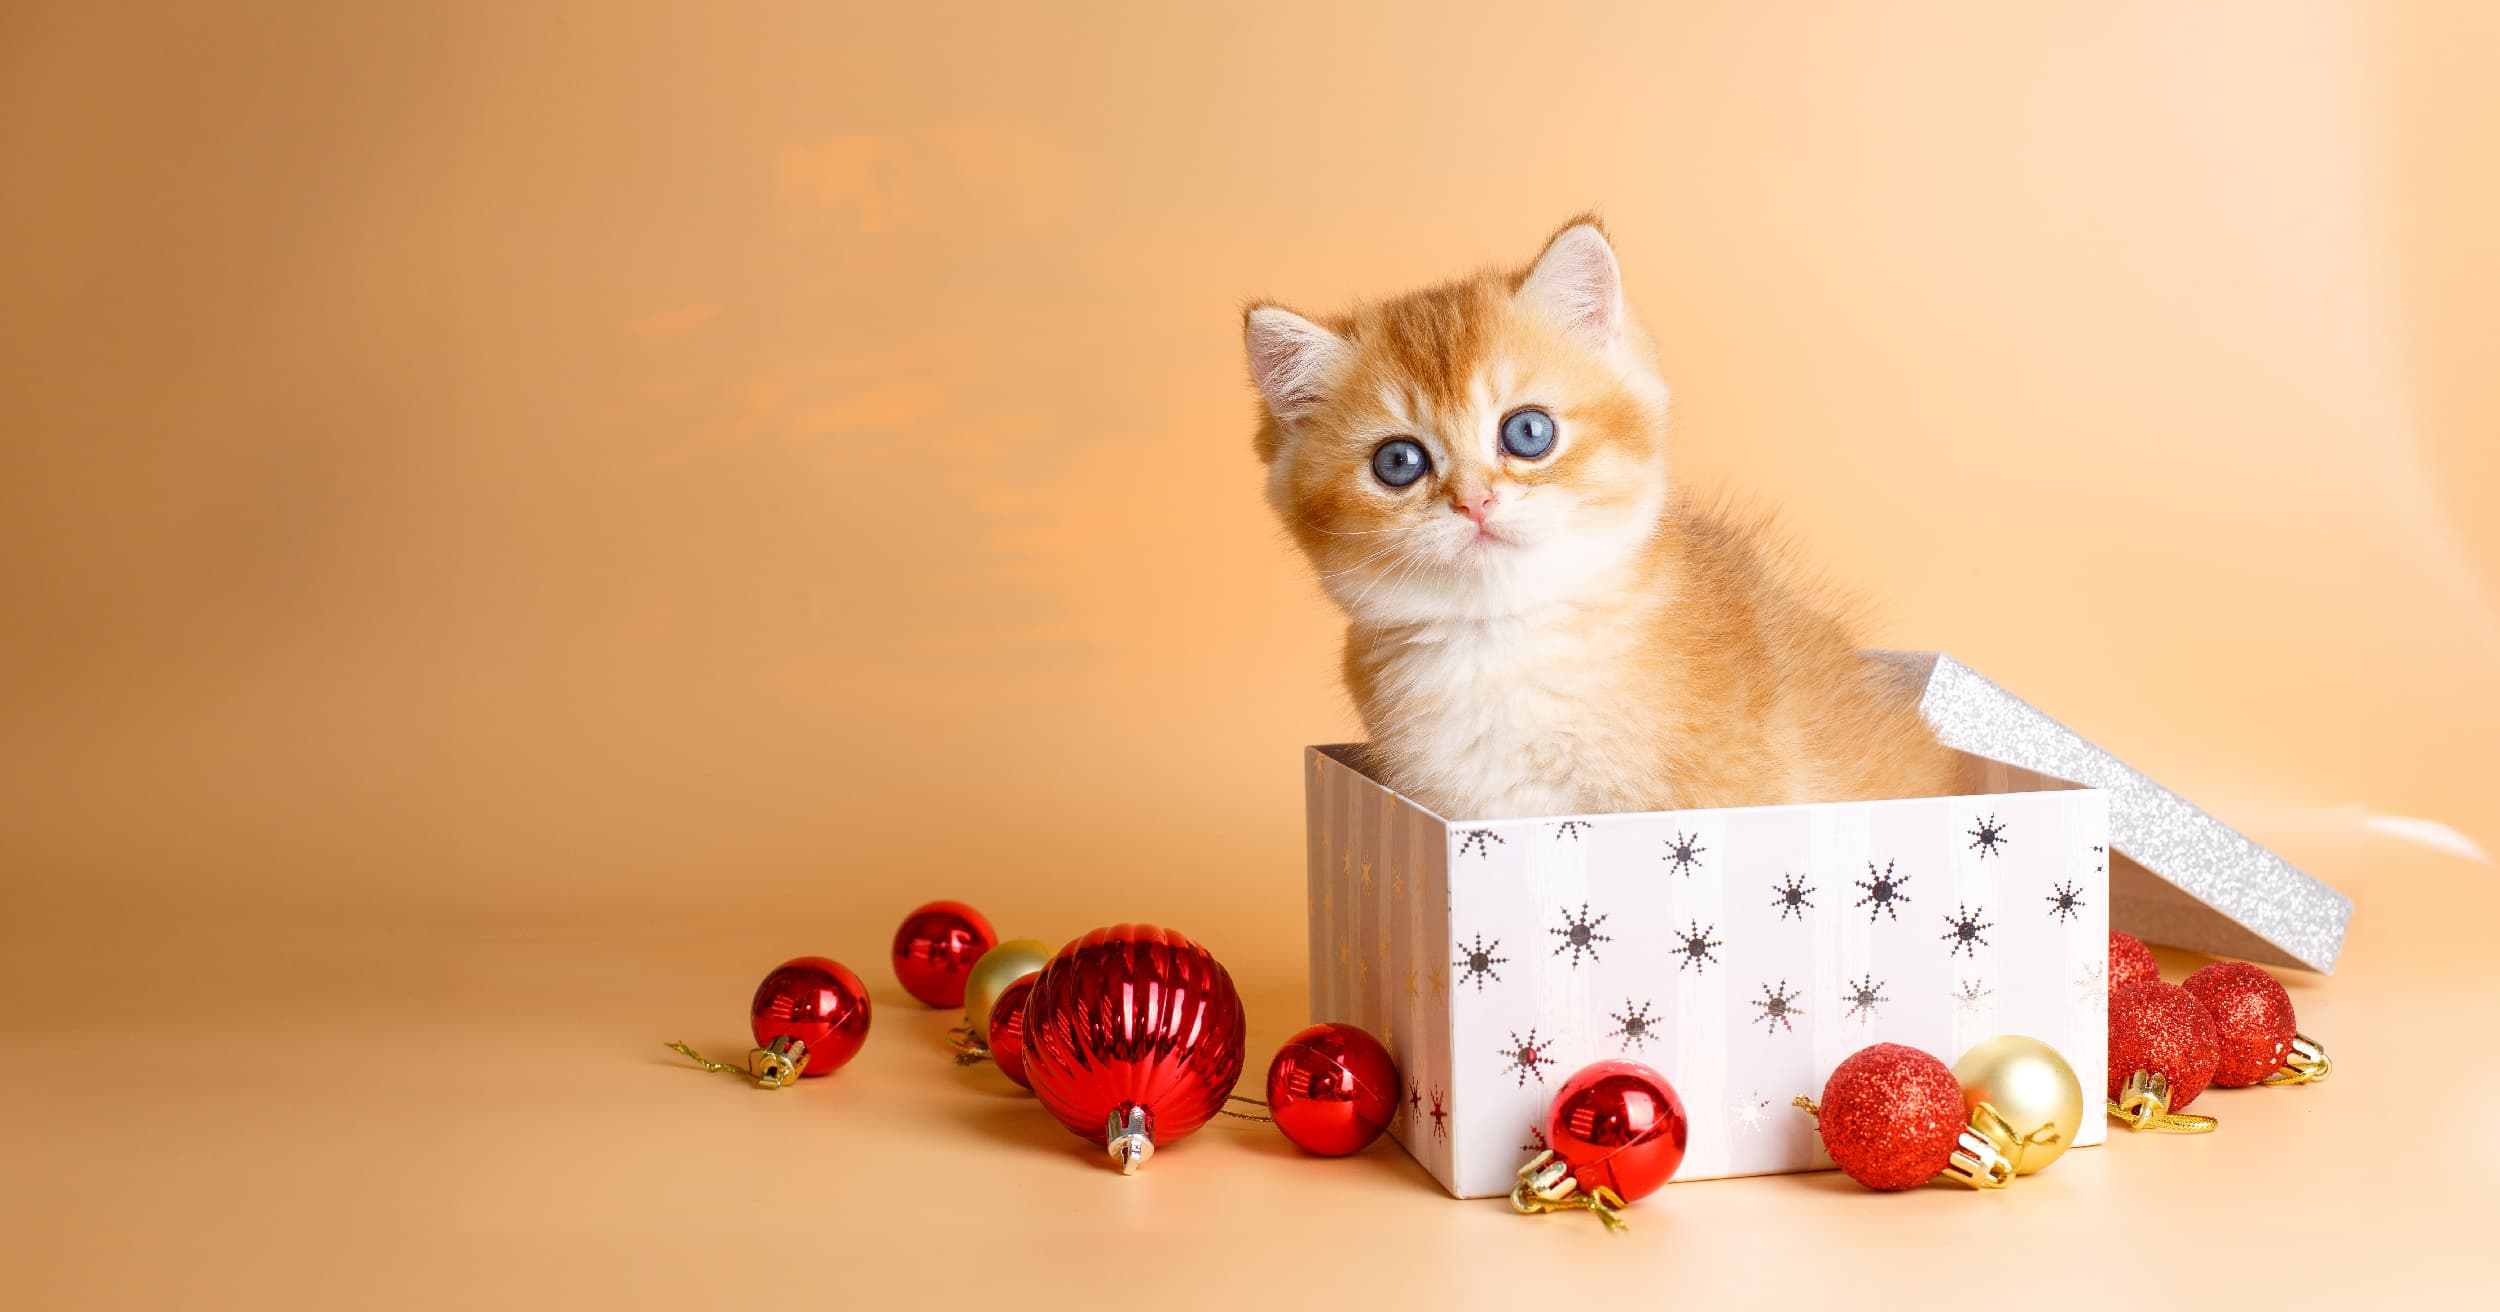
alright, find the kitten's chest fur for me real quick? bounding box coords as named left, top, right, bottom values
left=1352, top=602, right=1676, bottom=819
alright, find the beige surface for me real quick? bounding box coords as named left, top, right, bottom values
left=4, top=2, right=2497, bottom=1306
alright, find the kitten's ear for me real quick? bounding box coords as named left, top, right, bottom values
left=1244, top=304, right=1349, bottom=424
left=1517, top=217, right=1626, bottom=348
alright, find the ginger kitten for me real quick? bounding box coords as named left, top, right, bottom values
left=1245, top=216, right=1958, bottom=820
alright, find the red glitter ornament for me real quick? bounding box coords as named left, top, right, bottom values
left=2107, top=981, right=2219, bottom=1110
left=1265, top=1023, right=1400, bottom=1156
left=1802, top=1043, right=2000, bottom=1191
left=985, top=975, right=1037, bottom=1090
left=891, top=900, right=997, bottom=1008
left=2109, top=930, right=2161, bottom=996
left=1545, top=1060, right=1688, bottom=1203
left=669, top=955, right=872, bottom=1086
left=1021, top=924, right=1247, bottom=1173
left=2181, top=962, right=2299, bottom=1088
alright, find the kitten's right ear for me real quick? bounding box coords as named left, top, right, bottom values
left=1244, top=305, right=1349, bottom=424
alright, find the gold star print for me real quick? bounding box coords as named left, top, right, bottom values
left=1429, top=964, right=1447, bottom=1000
left=1391, top=865, right=1405, bottom=903
left=1342, top=851, right=1352, bottom=876
left=1360, top=858, right=1372, bottom=891
left=1404, top=965, right=1418, bottom=1000
left=1358, top=955, right=1369, bottom=988
left=1337, top=934, right=1350, bottom=970
left=1376, top=928, right=1389, bottom=961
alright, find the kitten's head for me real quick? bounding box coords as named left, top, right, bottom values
left=1245, top=217, right=1671, bottom=625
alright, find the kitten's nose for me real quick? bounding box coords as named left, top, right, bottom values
left=1448, top=489, right=1496, bottom=525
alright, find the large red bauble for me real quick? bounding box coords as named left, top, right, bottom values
left=1266, top=1023, right=1400, bottom=1156
left=1021, top=924, right=1246, bottom=1169
left=2108, top=981, right=2220, bottom=1108
left=2108, top=931, right=2161, bottom=996
left=751, top=956, right=871, bottom=1077
left=986, top=975, right=1037, bottom=1091
left=1813, top=1043, right=1966, bottom=1191
left=1546, top=1060, right=1688, bottom=1203
left=2179, top=963, right=2293, bottom=1089
left=891, top=900, right=997, bottom=1008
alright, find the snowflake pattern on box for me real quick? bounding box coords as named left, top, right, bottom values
left=1302, top=745, right=2109, bottom=1199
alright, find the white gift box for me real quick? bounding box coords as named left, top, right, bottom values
left=1302, top=666, right=2140, bottom=1198
left=1304, top=651, right=2353, bottom=1196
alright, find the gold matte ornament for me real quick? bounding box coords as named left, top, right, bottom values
left=1951, top=1035, right=2085, bottom=1174
left=950, top=938, right=1053, bottom=1059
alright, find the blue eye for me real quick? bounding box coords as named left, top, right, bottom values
left=1371, top=438, right=1430, bottom=488
left=1500, top=407, right=1556, bottom=459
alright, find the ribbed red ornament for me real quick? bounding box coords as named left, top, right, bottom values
left=1812, top=1043, right=1966, bottom=1191
left=1266, top=1023, right=1400, bottom=1156
left=890, top=900, right=997, bottom=1008
left=1021, top=924, right=1246, bottom=1172
left=1546, top=1060, right=1688, bottom=1203
left=2108, top=931, right=2161, bottom=996
left=750, top=956, right=872, bottom=1077
left=2181, top=962, right=2296, bottom=1088
left=2108, top=981, right=2219, bottom=1108
left=986, top=975, right=1037, bottom=1091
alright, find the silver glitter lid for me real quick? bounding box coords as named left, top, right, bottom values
left=1875, top=651, right=2352, bottom=973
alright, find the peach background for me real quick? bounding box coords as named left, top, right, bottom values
left=4, top=2, right=2495, bottom=1306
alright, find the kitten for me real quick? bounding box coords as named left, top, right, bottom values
left=1244, top=216, right=1959, bottom=820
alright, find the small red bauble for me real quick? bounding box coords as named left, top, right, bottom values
left=2109, top=931, right=2161, bottom=996
left=1811, top=1043, right=1967, bottom=1191
left=1546, top=1060, right=1689, bottom=1203
left=891, top=900, right=997, bottom=1008
left=2107, top=981, right=2219, bottom=1108
left=1266, top=1023, right=1400, bottom=1156
left=2181, top=962, right=2296, bottom=1088
left=1021, top=924, right=1247, bottom=1173
left=751, top=955, right=872, bottom=1077
left=986, top=975, right=1037, bottom=1090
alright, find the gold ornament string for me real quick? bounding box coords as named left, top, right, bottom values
left=664, top=1040, right=802, bottom=1089
left=1217, top=1093, right=1273, bottom=1123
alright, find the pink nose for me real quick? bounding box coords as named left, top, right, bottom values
left=1449, top=491, right=1496, bottom=525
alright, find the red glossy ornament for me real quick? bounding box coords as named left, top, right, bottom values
left=2108, top=930, right=2161, bottom=996
left=986, top=975, right=1037, bottom=1090
left=750, top=955, right=872, bottom=1078
left=891, top=900, right=997, bottom=1008
left=1266, top=1023, right=1400, bottom=1156
left=1809, top=1043, right=1970, bottom=1191
left=2108, top=981, right=2219, bottom=1108
left=1021, top=924, right=1247, bottom=1173
left=1545, top=1059, right=1688, bottom=1203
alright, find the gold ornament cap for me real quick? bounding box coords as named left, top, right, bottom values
left=2263, top=1033, right=2332, bottom=1086
left=2107, top=1070, right=2218, bottom=1133
left=1509, top=1150, right=1629, bottom=1231
left=665, top=1035, right=810, bottom=1089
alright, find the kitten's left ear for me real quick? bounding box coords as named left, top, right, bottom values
left=1243, top=304, right=1349, bottom=424
left=1517, top=217, right=1626, bottom=349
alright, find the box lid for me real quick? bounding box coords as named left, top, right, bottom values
left=1877, top=651, right=2352, bottom=973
